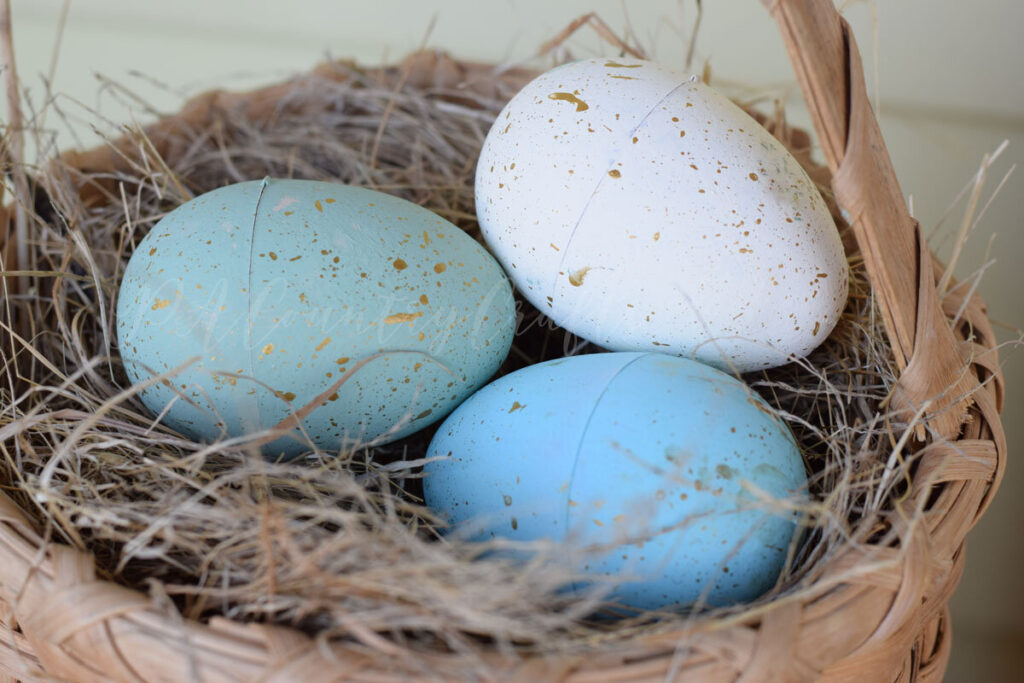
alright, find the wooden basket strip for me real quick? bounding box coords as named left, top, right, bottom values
left=765, top=0, right=980, bottom=442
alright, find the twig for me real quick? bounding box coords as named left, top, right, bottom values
left=1, top=0, right=31, bottom=298
left=684, top=0, right=703, bottom=72
left=538, top=13, right=648, bottom=60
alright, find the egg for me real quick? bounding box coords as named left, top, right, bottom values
left=475, top=58, right=848, bottom=372
left=117, top=178, right=515, bottom=457
left=423, top=352, right=808, bottom=611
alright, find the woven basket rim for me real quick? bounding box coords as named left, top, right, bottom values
left=0, top=1, right=1007, bottom=681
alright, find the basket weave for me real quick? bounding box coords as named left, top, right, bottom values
left=0, top=0, right=1006, bottom=680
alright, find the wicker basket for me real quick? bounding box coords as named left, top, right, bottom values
left=0, top=0, right=1006, bottom=680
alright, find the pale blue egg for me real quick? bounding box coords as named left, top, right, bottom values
left=423, top=352, right=808, bottom=611
left=117, top=178, right=515, bottom=457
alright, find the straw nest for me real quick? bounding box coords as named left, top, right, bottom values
left=0, top=34, right=989, bottom=669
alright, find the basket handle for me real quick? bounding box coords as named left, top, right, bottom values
left=764, top=0, right=974, bottom=438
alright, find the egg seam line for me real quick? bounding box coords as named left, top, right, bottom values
left=245, top=178, right=271, bottom=428
left=549, top=79, right=693, bottom=307
left=562, top=352, right=650, bottom=593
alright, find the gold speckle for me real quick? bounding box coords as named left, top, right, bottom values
left=325, top=198, right=336, bottom=204
left=653, top=232, right=661, bottom=242
left=384, top=312, right=423, bottom=324
left=261, top=343, right=274, bottom=355
left=434, top=263, right=447, bottom=274
left=749, top=172, right=759, bottom=181
left=148, top=247, right=157, bottom=256
left=608, top=74, right=637, bottom=80
left=419, top=294, right=429, bottom=305
left=276, top=391, right=297, bottom=402
left=604, top=60, right=642, bottom=68
left=269, top=252, right=278, bottom=260
left=549, top=242, right=560, bottom=251
left=151, top=298, right=170, bottom=310
left=568, top=267, right=591, bottom=287
left=314, top=199, right=323, bottom=212
left=335, top=356, right=350, bottom=365
left=548, top=92, right=589, bottom=112
left=315, top=337, right=331, bottom=352
left=509, top=401, right=525, bottom=413
left=607, top=169, right=621, bottom=178
left=813, top=321, right=821, bottom=336
left=393, top=258, right=408, bottom=270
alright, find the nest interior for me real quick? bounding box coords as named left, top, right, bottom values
left=0, top=48, right=925, bottom=661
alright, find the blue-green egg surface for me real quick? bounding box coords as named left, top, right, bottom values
left=423, top=352, right=808, bottom=611
left=117, top=178, right=515, bottom=456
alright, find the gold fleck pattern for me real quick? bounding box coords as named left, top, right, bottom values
left=384, top=312, right=423, bottom=324
left=315, top=337, right=331, bottom=352
left=548, top=92, right=589, bottom=112
left=568, top=267, right=592, bottom=287
left=151, top=298, right=170, bottom=310
left=509, top=401, right=525, bottom=413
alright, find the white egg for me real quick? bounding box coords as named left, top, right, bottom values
left=475, top=58, right=848, bottom=371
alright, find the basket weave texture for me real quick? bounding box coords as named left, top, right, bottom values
left=0, top=0, right=1006, bottom=680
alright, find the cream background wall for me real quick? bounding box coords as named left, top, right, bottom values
left=5, top=1, right=1022, bottom=679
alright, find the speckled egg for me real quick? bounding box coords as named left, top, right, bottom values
left=476, top=58, right=848, bottom=372
left=117, top=178, right=515, bottom=457
left=423, top=352, right=808, bottom=610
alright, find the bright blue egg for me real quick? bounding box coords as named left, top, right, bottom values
left=423, top=352, right=807, bottom=610
left=117, top=178, right=515, bottom=457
